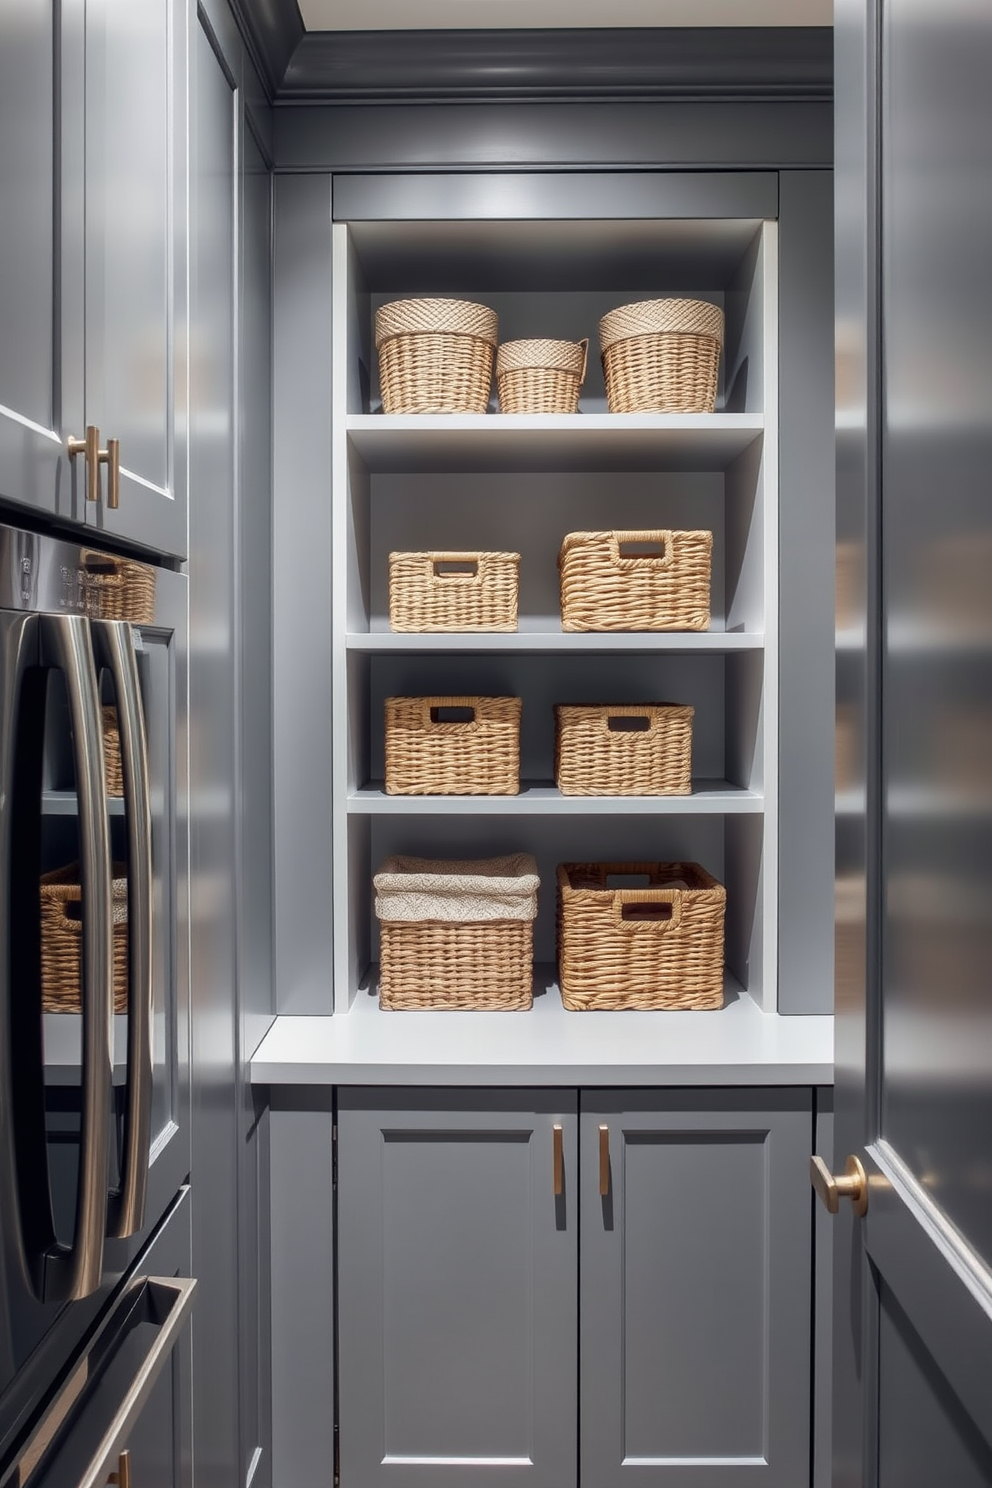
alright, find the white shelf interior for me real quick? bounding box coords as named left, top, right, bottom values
left=331, top=214, right=779, bottom=1026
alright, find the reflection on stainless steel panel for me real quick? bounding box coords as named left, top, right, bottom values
left=880, top=0, right=992, bottom=1273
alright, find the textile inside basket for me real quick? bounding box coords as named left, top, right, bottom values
left=374, top=853, right=539, bottom=923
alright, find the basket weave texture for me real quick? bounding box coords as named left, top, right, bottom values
left=375, top=298, right=498, bottom=414
left=102, top=706, right=123, bottom=796
left=81, top=550, right=156, bottom=624
left=375, top=853, right=539, bottom=1011
left=558, top=529, right=712, bottom=632
left=557, top=861, right=725, bottom=1011
left=389, top=551, right=519, bottom=633
left=554, top=703, right=693, bottom=796
left=496, top=338, right=588, bottom=414
left=599, top=298, right=724, bottom=414
left=385, top=696, right=521, bottom=796
left=40, top=862, right=129, bottom=1013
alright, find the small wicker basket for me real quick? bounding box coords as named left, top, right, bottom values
left=559, top=529, right=712, bottom=632
left=40, top=862, right=129, bottom=1013
left=389, top=551, right=519, bottom=633
left=557, top=861, right=725, bottom=1011
left=600, top=298, right=724, bottom=414
left=102, top=705, right=123, bottom=796
left=81, top=550, right=156, bottom=624
left=496, top=338, right=588, bottom=414
left=375, top=298, right=499, bottom=414
left=375, top=853, right=539, bottom=1011
left=554, top=703, right=693, bottom=796
left=385, top=695, right=521, bottom=796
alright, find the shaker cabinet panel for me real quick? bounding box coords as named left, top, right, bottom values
left=337, top=1090, right=578, bottom=1488
left=0, top=0, right=73, bottom=525
left=579, top=1090, right=813, bottom=1488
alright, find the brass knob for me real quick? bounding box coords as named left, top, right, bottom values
left=810, top=1154, right=868, bottom=1217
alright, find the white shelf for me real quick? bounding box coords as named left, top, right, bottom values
left=346, top=413, right=764, bottom=474
left=43, top=790, right=126, bottom=816
left=250, top=980, right=833, bottom=1088
left=350, top=780, right=762, bottom=815
left=350, top=627, right=765, bottom=653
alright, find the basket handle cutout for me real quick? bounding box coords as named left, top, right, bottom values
left=610, top=886, right=684, bottom=933
left=430, top=705, right=476, bottom=725
left=607, top=715, right=650, bottom=733
left=611, top=531, right=675, bottom=570
left=432, top=559, right=479, bottom=579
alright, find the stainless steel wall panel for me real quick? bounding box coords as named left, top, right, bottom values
left=777, top=170, right=835, bottom=1013
left=271, top=175, right=335, bottom=1015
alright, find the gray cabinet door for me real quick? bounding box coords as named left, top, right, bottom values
left=81, top=0, right=187, bottom=557
left=0, top=0, right=76, bottom=525
left=337, top=1089, right=578, bottom=1488
left=579, top=1090, right=812, bottom=1488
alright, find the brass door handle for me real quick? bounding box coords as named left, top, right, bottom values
left=810, top=1154, right=869, bottom=1217
left=599, top=1124, right=610, bottom=1196
left=108, top=1450, right=131, bottom=1488
left=552, top=1124, right=563, bottom=1196
left=103, top=437, right=121, bottom=509
left=68, top=425, right=102, bottom=504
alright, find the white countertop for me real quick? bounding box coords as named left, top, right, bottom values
left=250, top=983, right=833, bottom=1088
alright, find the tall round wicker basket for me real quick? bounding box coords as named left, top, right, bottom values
left=375, top=298, right=499, bottom=414
left=599, top=298, right=724, bottom=414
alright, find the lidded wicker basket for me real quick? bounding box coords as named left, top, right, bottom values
left=40, top=862, right=129, bottom=1013
left=556, top=860, right=725, bottom=1011
left=389, top=551, right=519, bottom=633
left=599, top=298, right=724, bottom=414
left=385, top=695, right=521, bottom=796
left=375, top=298, right=499, bottom=414
left=374, top=853, right=539, bottom=1011
left=496, top=338, right=588, bottom=414
left=558, top=529, right=712, bottom=633
left=554, top=702, right=693, bottom=796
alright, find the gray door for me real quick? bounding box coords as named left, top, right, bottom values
left=580, top=1090, right=812, bottom=1488
left=337, top=1089, right=578, bottom=1488
left=830, top=0, right=992, bottom=1481
left=0, top=0, right=76, bottom=525
left=80, top=0, right=187, bottom=557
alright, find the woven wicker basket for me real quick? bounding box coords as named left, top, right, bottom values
left=554, top=703, right=693, bottom=796
left=496, top=338, right=588, bottom=414
left=385, top=695, right=521, bottom=796
left=375, top=853, right=539, bottom=1010
left=375, top=298, right=499, bottom=414
left=600, top=298, right=724, bottom=414
left=559, top=529, right=712, bottom=632
left=557, top=861, right=725, bottom=1011
left=389, top=551, right=519, bottom=633
left=102, top=705, right=123, bottom=796
left=40, top=862, right=129, bottom=1013
left=81, top=550, right=156, bottom=624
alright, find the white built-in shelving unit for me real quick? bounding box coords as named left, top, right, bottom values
left=330, top=214, right=784, bottom=1033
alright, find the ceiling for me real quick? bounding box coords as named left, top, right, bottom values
left=298, top=0, right=832, bottom=32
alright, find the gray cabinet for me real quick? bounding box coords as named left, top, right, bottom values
left=0, top=0, right=187, bottom=558
left=579, top=1090, right=812, bottom=1488
left=337, top=1087, right=813, bottom=1488
left=337, top=1090, right=579, bottom=1488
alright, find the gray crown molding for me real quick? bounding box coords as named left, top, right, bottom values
left=229, top=11, right=832, bottom=103
left=281, top=26, right=832, bottom=102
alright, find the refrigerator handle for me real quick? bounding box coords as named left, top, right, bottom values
left=93, top=621, right=153, bottom=1241
left=39, top=616, right=113, bottom=1301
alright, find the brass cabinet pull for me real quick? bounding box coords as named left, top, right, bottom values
left=599, top=1124, right=610, bottom=1196
left=68, top=425, right=102, bottom=504
left=552, top=1124, right=563, bottom=1196
left=108, top=1450, right=131, bottom=1488
left=103, top=438, right=121, bottom=509
left=810, top=1154, right=869, bottom=1217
